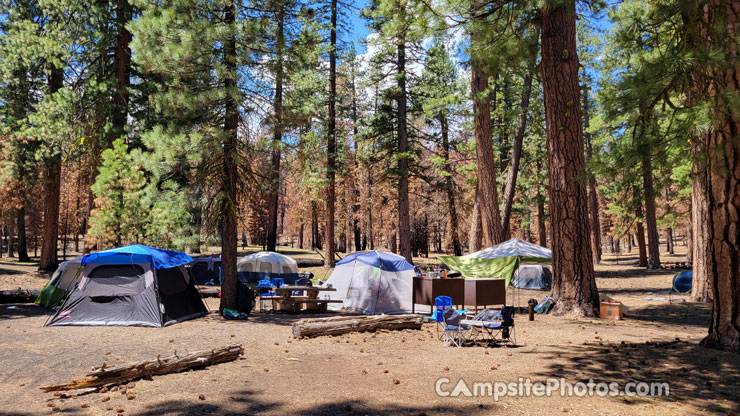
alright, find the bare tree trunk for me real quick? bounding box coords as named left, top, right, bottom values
left=584, top=87, right=601, bottom=264
left=641, top=153, right=662, bottom=269
left=468, top=188, right=483, bottom=252
left=396, top=28, right=412, bottom=263
left=636, top=218, right=648, bottom=267
left=219, top=0, right=239, bottom=311
left=16, top=207, right=30, bottom=262
left=324, top=0, right=337, bottom=265
left=112, top=0, right=131, bottom=139
left=691, top=145, right=711, bottom=302
left=440, top=114, right=462, bottom=256
left=267, top=5, right=285, bottom=252
left=500, top=53, right=535, bottom=239
left=540, top=1, right=598, bottom=316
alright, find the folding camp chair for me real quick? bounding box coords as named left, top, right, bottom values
left=431, top=296, right=453, bottom=340
left=442, top=308, right=473, bottom=347
left=257, top=279, right=275, bottom=311
left=483, top=306, right=516, bottom=346
left=461, top=308, right=499, bottom=345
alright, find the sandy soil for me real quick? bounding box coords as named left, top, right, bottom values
left=1, top=249, right=739, bottom=416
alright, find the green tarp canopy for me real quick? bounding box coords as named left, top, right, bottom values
left=438, top=238, right=551, bottom=290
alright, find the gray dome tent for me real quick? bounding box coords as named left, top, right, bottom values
left=512, top=265, right=552, bottom=290
left=47, top=245, right=207, bottom=327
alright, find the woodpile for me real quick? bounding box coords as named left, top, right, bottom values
left=292, top=314, right=423, bottom=338
left=40, top=344, right=243, bottom=392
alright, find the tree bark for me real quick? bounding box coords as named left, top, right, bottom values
left=441, top=114, right=462, bottom=256
left=292, top=314, right=423, bottom=338
left=636, top=218, right=648, bottom=267
left=324, top=0, right=337, bottom=266
left=641, top=153, right=662, bottom=269
left=397, top=31, right=412, bottom=263
left=16, top=207, right=30, bottom=262
left=468, top=188, right=483, bottom=252
left=39, top=66, right=64, bottom=272
left=540, top=1, right=598, bottom=317
left=691, top=140, right=711, bottom=302
left=584, top=86, right=601, bottom=264
left=500, top=54, right=536, bottom=239
left=219, top=0, right=239, bottom=312
left=267, top=5, right=285, bottom=252
left=471, top=61, right=504, bottom=247
left=40, top=345, right=243, bottom=392
left=112, top=0, right=132, bottom=139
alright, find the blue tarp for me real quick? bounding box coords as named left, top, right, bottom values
left=336, top=251, right=414, bottom=271
left=82, top=245, right=193, bottom=270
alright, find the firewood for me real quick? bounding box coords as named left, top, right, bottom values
left=40, top=344, right=243, bottom=392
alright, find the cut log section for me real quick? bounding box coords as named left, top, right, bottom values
left=40, top=344, right=243, bottom=392
left=292, top=314, right=423, bottom=338
left=0, top=289, right=40, bottom=304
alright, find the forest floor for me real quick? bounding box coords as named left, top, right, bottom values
left=1, top=247, right=739, bottom=415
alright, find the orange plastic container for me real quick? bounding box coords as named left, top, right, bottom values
left=600, top=301, right=624, bottom=320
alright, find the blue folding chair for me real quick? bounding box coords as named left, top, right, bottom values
left=431, top=296, right=453, bottom=339
left=257, top=279, right=275, bottom=311
left=441, top=308, right=473, bottom=347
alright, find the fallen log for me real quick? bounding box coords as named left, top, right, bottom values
left=296, top=258, right=324, bottom=268
left=0, top=289, right=40, bottom=304
left=40, top=344, right=243, bottom=392
left=292, top=314, right=423, bottom=338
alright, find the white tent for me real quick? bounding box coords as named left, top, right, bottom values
left=464, top=238, right=552, bottom=260
left=237, top=251, right=298, bottom=284
left=325, top=251, right=425, bottom=315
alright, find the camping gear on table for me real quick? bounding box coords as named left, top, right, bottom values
left=600, top=301, right=624, bottom=320
left=324, top=251, right=420, bottom=315
left=236, top=251, right=299, bottom=284
left=512, top=265, right=552, bottom=290
left=46, top=245, right=207, bottom=327
left=35, top=257, right=84, bottom=308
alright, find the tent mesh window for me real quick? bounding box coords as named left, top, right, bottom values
left=84, top=265, right=147, bottom=298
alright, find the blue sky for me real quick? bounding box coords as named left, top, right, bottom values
left=348, top=0, right=371, bottom=53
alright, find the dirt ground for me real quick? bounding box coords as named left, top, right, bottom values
left=1, top=248, right=739, bottom=416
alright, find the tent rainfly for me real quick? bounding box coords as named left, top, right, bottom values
left=35, top=257, right=84, bottom=308
left=439, top=238, right=552, bottom=289
left=324, top=251, right=423, bottom=315
left=236, top=251, right=299, bottom=284
left=47, top=245, right=207, bottom=327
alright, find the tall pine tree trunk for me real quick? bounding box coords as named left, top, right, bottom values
left=324, top=0, right=337, bottom=266
left=441, top=114, right=462, bottom=256
left=540, top=0, right=598, bottom=316
left=471, top=58, right=503, bottom=247
left=468, top=188, right=483, bottom=252
left=584, top=87, right=601, bottom=264
left=692, top=0, right=740, bottom=351
left=266, top=5, right=285, bottom=252
left=691, top=140, right=711, bottom=302
left=641, top=153, right=661, bottom=268
left=219, top=0, right=239, bottom=311
left=396, top=31, right=412, bottom=262
left=500, top=53, right=535, bottom=239
left=636, top=217, right=648, bottom=267
left=16, top=207, right=30, bottom=262
left=112, top=0, right=131, bottom=139
left=39, top=66, right=64, bottom=272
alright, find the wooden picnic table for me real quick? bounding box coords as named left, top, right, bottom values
left=270, top=286, right=341, bottom=313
